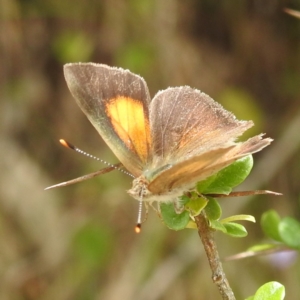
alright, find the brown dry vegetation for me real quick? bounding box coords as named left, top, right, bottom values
left=1, top=1, right=300, bottom=299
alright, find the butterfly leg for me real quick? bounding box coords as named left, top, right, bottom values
left=173, top=198, right=186, bottom=214
left=149, top=201, right=161, bottom=216
left=142, top=202, right=149, bottom=223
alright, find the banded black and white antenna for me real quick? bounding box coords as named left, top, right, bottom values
left=45, top=139, right=133, bottom=190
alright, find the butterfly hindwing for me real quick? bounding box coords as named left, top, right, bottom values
left=148, top=134, right=272, bottom=195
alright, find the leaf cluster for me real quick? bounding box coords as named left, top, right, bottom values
left=160, top=155, right=255, bottom=238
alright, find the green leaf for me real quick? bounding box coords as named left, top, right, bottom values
left=278, top=217, right=300, bottom=249
left=197, top=155, right=253, bottom=195
left=205, top=197, right=222, bottom=221
left=223, top=222, right=248, bottom=237
left=261, top=210, right=282, bottom=242
left=196, top=173, right=218, bottom=193
left=221, top=214, right=255, bottom=223
left=160, top=203, right=190, bottom=231
left=186, top=220, right=197, bottom=229
left=209, top=220, right=227, bottom=233
left=252, top=281, right=285, bottom=300
left=180, top=195, right=192, bottom=205
left=185, top=195, right=208, bottom=216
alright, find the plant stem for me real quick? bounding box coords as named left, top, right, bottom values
left=195, top=211, right=236, bottom=300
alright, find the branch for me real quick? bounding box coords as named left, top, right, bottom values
left=195, top=212, right=236, bottom=300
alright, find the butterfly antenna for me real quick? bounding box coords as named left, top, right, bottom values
left=135, top=201, right=143, bottom=233
left=59, top=139, right=134, bottom=178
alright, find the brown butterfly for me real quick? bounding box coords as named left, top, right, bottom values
left=47, top=63, right=273, bottom=226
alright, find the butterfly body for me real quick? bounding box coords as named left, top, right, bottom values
left=63, top=63, right=272, bottom=204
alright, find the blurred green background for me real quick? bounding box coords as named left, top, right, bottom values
left=1, top=1, right=300, bottom=299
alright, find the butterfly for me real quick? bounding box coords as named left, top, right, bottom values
left=46, top=63, right=273, bottom=229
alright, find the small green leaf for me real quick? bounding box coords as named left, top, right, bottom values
left=221, top=214, right=256, bottom=223
left=252, top=281, right=285, bottom=300
left=223, top=222, right=248, bottom=237
left=210, top=220, right=227, bottom=233
left=180, top=195, right=192, bottom=205
left=186, top=220, right=197, bottom=229
left=160, top=203, right=190, bottom=231
left=205, top=197, right=222, bottom=221
left=198, top=155, right=253, bottom=195
left=261, top=210, right=282, bottom=242
left=248, top=244, right=279, bottom=252
left=278, top=217, right=300, bottom=249
left=185, top=195, right=208, bottom=216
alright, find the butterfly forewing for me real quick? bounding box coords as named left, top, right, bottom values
left=64, top=63, right=152, bottom=176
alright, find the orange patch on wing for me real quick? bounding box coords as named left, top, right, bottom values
left=105, top=96, right=151, bottom=162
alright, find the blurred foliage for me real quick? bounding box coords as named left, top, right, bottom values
left=217, top=88, right=264, bottom=137
left=261, top=210, right=300, bottom=250
left=52, top=31, right=94, bottom=63
left=1, top=0, right=300, bottom=300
